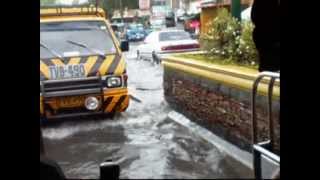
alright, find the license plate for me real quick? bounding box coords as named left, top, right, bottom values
left=49, top=64, right=85, bottom=80
left=58, top=96, right=86, bottom=108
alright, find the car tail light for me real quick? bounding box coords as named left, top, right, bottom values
left=161, top=44, right=200, bottom=51
left=190, top=22, right=200, bottom=28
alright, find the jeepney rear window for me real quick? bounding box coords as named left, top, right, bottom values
left=40, top=21, right=117, bottom=59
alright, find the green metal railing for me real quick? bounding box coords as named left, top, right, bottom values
left=251, top=71, right=280, bottom=179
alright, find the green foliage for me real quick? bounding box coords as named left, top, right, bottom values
left=200, top=8, right=259, bottom=66
left=200, top=8, right=241, bottom=58
left=235, top=21, right=259, bottom=65
left=40, top=0, right=58, bottom=6
left=100, top=0, right=139, bottom=17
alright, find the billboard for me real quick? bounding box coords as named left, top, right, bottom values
left=139, top=0, right=150, bottom=10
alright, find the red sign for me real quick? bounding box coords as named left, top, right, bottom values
left=139, top=0, right=150, bottom=10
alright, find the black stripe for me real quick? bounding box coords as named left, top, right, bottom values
left=88, top=56, right=104, bottom=76
left=102, top=97, right=114, bottom=110
left=43, top=103, right=55, bottom=118
left=41, top=59, right=55, bottom=67
left=107, top=55, right=121, bottom=75
left=80, top=56, right=88, bottom=64
left=111, top=95, right=126, bottom=113
left=63, top=57, right=71, bottom=65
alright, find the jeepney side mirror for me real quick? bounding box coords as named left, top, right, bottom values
left=120, top=40, right=129, bottom=52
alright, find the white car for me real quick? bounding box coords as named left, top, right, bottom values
left=136, top=30, right=200, bottom=63
left=150, top=18, right=166, bottom=31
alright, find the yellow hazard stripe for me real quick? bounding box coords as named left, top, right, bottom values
left=114, top=58, right=126, bottom=75
left=99, top=55, right=115, bottom=75
left=120, top=95, right=129, bottom=110
left=84, top=56, right=98, bottom=76
left=40, top=61, right=50, bottom=79
left=105, top=96, right=120, bottom=112
left=104, top=88, right=128, bottom=96
left=40, top=55, right=124, bottom=79
left=68, top=57, right=81, bottom=65
left=51, top=59, right=64, bottom=66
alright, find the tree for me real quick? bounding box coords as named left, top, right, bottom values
left=100, top=0, right=139, bottom=18
left=200, top=8, right=259, bottom=66
left=200, top=8, right=241, bottom=58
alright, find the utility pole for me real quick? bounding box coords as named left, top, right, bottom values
left=231, top=0, right=241, bottom=21
left=120, top=0, right=123, bottom=23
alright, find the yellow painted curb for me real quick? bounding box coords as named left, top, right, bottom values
left=163, top=56, right=280, bottom=99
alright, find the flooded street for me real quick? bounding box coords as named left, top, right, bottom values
left=42, top=42, right=252, bottom=179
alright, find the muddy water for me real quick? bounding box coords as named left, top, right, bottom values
left=42, top=42, right=252, bottom=179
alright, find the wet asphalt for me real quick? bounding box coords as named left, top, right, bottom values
left=42, top=30, right=252, bottom=179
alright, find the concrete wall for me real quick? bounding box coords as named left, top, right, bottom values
left=163, top=56, right=280, bottom=153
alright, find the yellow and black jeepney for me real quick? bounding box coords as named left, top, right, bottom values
left=40, top=1, right=130, bottom=121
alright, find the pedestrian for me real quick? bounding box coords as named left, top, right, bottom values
left=251, top=2, right=280, bottom=179
left=251, top=0, right=280, bottom=72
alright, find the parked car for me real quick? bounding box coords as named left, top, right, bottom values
left=165, top=11, right=176, bottom=27
left=145, top=27, right=153, bottom=35
left=176, top=9, right=187, bottom=22
left=184, top=13, right=200, bottom=34
left=150, top=18, right=166, bottom=31
left=137, top=30, right=200, bottom=63
left=126, top=24, right=147, bottom=42
left=111, top=23, right=126, bottom=40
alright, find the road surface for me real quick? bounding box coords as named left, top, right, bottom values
left=42, top=27, right=252, bottom=179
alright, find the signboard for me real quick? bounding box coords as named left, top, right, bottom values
left=139, top=0, right=150, bottom=10
left=189, top=0, right=202, bottom=14
left=41, top=0, right=91, bottom=7
left=152, top=5, right=168, bottom=17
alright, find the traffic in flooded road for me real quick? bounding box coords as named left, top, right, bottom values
left=40, top=1, right=280, bottom=179
left=42, top=42, right=252, bottom=179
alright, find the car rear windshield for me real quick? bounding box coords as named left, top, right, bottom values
left=40, top=21, right=116, bottom=59
left=159, top=31, right=192, bottom=42
left=128, top=24, right=144, bottom=30
left=151, top=19, right=164, bottom=25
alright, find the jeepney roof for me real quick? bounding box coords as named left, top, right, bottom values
left=40, top=16, right=107, bottom=23
left=40, top=0, right=106, bottom=19
left=40, top=7, right=106, bottom=19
